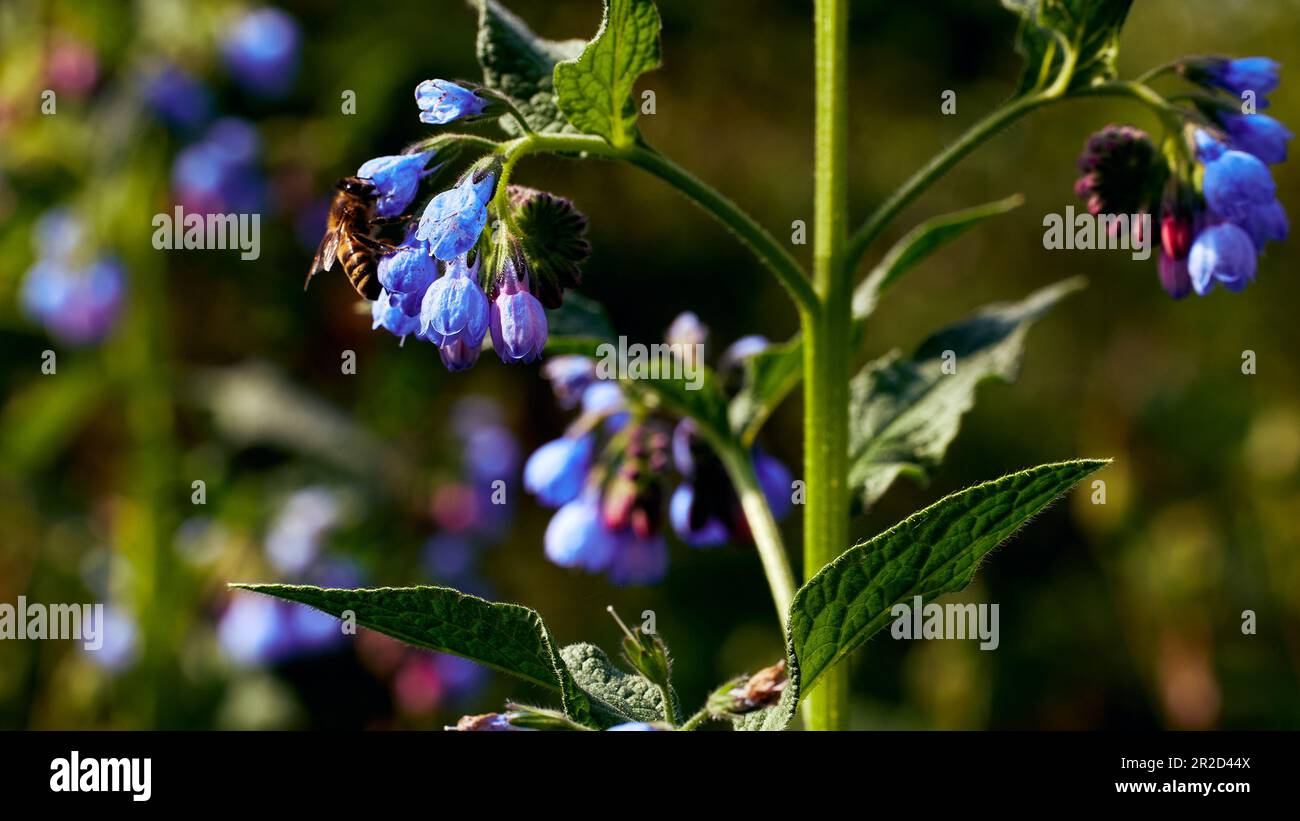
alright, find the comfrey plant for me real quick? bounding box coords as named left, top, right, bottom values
left=238, top=1, right=1287, bottom=730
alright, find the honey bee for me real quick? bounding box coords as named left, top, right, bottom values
left=305, top=176, right=394, bottom=300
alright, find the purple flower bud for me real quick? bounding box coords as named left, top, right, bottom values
left=1202, top=149, right=1277, bottom=222
left=1158, top=252, right=1193, bottom=300
left=358, top=151, right=436, bottom=218
left=377, top=232, right=438, bottom=294
left=1188, top=223, right=1258, bottom=295
left=544, top=495, right=616, bottom=572
left=669, top=484, right=730, bottom=548
left=221, top=7, right=300, bottom=99
left=489, top=257, right=548, bottom=363
left=671, top=418, right=697, bottom=476
left=1222, top=114, right=1293, bottom=165
left=524, top=435, right=594, bottom=508
left=665, top=311, right=708, bottom=349
left=23, top=255, right=126, bottom=346
left=419, top=255, right=489, bottom=370
left=416, top=169, right=496, bottom=261
left=415, top=79, right=488, bottom=125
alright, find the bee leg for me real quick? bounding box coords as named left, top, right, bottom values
left=354, top=233, right=401, bottom=256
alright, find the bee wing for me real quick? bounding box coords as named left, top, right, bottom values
left=305, top=228, right=342, bottom=290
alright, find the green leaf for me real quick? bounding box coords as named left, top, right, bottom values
left=471, top=0, right=587, bottom=134
left=1001, top=0, right=1134, bottom=95
left=852, top=194, right=1025, bottom=319
left=554, top=0, right=662, bottom=147
left=728, top=196, right=1024, bottom=445
left=560, top=643, right=675, bottom=726
left=231, top=584, right=591, bottom=724
left=848, top=276, right=1084, bottom=510
left=792, top=459, right=1107, bottom=693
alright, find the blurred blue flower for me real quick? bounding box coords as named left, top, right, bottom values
left=524, top=435, right=594, bottom=508
left=669, top=483, right=729, bottom=548
left=265, top=487, right=341, bottom=575
left=1202, top=57, right=1281, bottom=97
left=605, top=531, right=669, bottom=587
left=84, top=604, right=140, bottom=673
left=754, top=446, right=793, bottom=520
left=1188, top=223, right=1257, bottom=295
left=415, top=79, right=487, bottom=125
left=1201, top=149, right=1277, bottom=221
left=1223, top=114, right=1293, bottom=165
left=607, top=722, right=661, bottom=731
left=142, top=62, right=213, bottom=132
left=172, top=118, right=265, bottom=213
left=542, top=356, right=598, bottom=408
left=357, top=151, right=436, bottom=218
left=21, top=253, right=126, bottom=346
left=417, top=171, right=496, bottom=261
left=1240, top=199, right=1289, bottom=250
left=545, top=495, right=617, bottom=572
left=221, top=7, right=300, bottom=98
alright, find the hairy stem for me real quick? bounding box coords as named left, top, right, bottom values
left=718, top=445, right=797, bottom=626
left=802, top=0, right=853, bottom=731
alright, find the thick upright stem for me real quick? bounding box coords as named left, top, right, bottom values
left=802, top=0, right=853, bottom=731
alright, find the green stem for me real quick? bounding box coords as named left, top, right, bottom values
left=718, top=445, right=797, bottom=626
left=657, top=683, right=678, bottom=727
left=679, top=708, right=711, bottom=731
left=801, top=0, right=853, bottom=731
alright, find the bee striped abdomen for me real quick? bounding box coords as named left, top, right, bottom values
left=338, top=233, right=381, bottom=300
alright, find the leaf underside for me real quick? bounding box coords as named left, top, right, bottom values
left=472, top=0, right=586, bottom=134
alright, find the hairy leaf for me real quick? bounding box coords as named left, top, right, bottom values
left=232, top=584, right=591, bottom=724
left=554, top=0, right=662, bottom=147
left=792, top=459, right=1107, bottom=693
left=561, top=643, right=674, bottom=726
left=1001, top=0, right=1134, bottom=94
left=472, top=0, right=586, bottom=134
left=853, top=194, right=1025, bottom=319
left=849, top=277, right=1084, bottom=510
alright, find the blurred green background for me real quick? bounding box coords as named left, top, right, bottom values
left=1, top=0, right=1298, bottom=730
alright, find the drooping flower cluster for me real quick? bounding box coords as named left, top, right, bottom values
left=338, top=80, right=590, bottom=371
left=20, top=209, right=126, bottom=346
left=1076, top=57, right=1290, bottom=298
left=523, top=314, right=793, bottom=586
